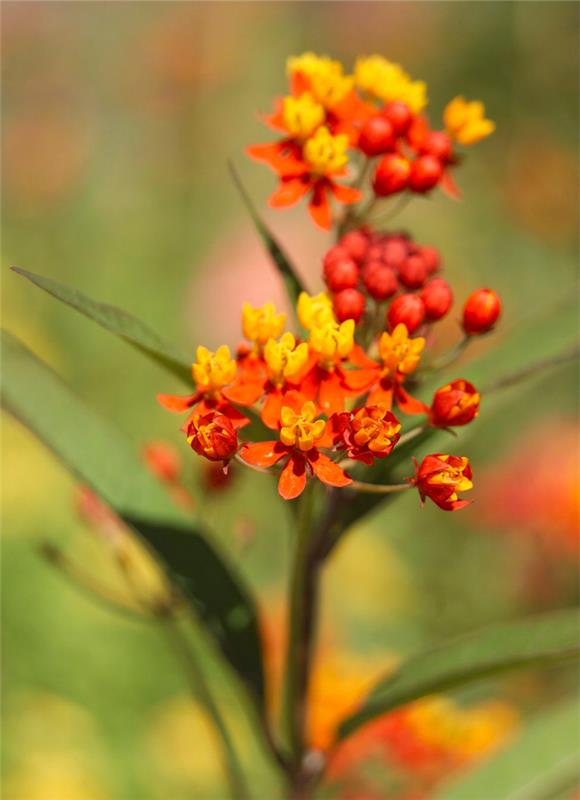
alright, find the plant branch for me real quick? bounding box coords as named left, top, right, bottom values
left=483, top=345, right=579, bottom=395
left=349, top=480, right=411, bottom=495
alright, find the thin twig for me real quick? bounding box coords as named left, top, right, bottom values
left=483, top=345, right=579, bottom=395
left=349, top=480, right=411, bottom=495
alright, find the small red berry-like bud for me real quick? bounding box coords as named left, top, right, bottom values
left=373, top=154, right=411, bottom=197
left=399, top=254, right=428, bottom=289
left=382, top=101, right=413, bottom=135
left=420, top=131, right=453, bottom=163
left=323, top=245, right=350, bottom=271
left=340, top=229, right=370, bottom=264
left=362, top=262, right=398, bottom=300
left=382, top=237, right=409, bottom=268
left=462, top=288, right=501, bottom=335
left=409, top=155, right=443, bottom=193
left=333, top=288, right=366, bottom=323
left=359, top=115, right=396, bottom=156
left=387, top=293, right=426, bottom=333
left=418, top=244, right=441, bottom=274
left=420, top=278, right=453, bottom=321
left=187, top=412, right=238, bottom=463
left=324, top=256, right=359, bottom=292
left=430, top=379, right=480, bottom=427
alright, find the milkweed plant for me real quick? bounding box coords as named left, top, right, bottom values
left=4, top=52, right=579, bottom=800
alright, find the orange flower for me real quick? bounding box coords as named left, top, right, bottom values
left=240, top=400, right=351, bottom=500
left=157, top=345, right=249, bottom=429
left=248, top=125, right=362, bottom=230
left=329, top=404, right=401, bottom=465
left=413, top=454, right=473, bottom=511
left=186, top=411, right=238, bottom=464
left=345, top=323, right=426, bottom=413
left=429, top=379, right=480, bottom=427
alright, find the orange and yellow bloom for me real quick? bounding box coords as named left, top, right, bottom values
left=414, top=454, right=474, bottom=511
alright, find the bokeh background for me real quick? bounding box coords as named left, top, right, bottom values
left=2, top=2, right=578, bottom=799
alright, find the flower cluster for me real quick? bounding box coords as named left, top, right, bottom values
left=159, top=264, right=497, bottom=508
left=323, top=227, right=452, bottom=329
left=248, top=52, right=494, bottom=229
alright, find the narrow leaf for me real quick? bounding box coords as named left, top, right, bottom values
left=438, top=699, right=580, bottom=800
left=12, top=267, right=192, bottom=385
left=1, top=330, right=265, bottom=705
left=228, top=161, right=307, bottom=308
left=338, top=608, right=580, bottom=740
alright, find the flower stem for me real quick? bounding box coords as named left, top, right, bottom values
left=282, top=482, right=317, bottom=771
left=424, top=334, right=470, bottom=373
left=349, top=480, right=411, bottom=495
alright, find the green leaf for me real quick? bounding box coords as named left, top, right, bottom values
left=338, top=608, right=580, bottom=740
left=11, top=266, right=192, bottom=385
left=228, top=161, right=307, bottom=308
left=1, top=330, right=265, bottom=705
left=438, top=698, right=580, bottom=800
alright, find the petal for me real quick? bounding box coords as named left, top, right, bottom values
left=222, top=381, right=264, bottom=406
left=308, top=451, right=352, bottom=488
left=396, top=385, right=429, bottom=416
left=157, top=392, right=198, bottom=412
left=319, top=372, right=347, bottom=415
left=219, top=402, right=251, bottom=429
left=440, top=169, right=462, bottom=200
left=290, top=70, right=312, bottom=97
left=278, top=454, right=307, bottom=500
left=269, top=178, right=311, bottom=208
left=308, top=183, right=333, bottom=230
left=340, top=367, right=378, bottom=393
left=367, top=383, right=394, bottom=410
left=350, top=345, right=378, bottom=369
left=261, top=389, right=284, bottom=430
left=240, top=441, right=288, bottom=467
left=330, top=182, right=363, bottom=205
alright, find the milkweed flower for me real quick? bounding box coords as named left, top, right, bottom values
left=240, top=401, right=352, bottom=499
left=430, top=379, right=480, bottom=427
left=444, top=96, right=495, bottom=145
left=354, top=55, right=427, bottom=113
left=186, top=411, right=238, bottom=465
left=241, top=301, right=286, bottom=348
left=413, top=454, right=473, bottom=511
left=329, top=403, right=401, bottom=465
left=157, top=345, right=249, bottom=428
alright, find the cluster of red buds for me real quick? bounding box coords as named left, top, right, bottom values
left=323, top=227, right=451, bottom=330
left=159, top=52, right=501, bottom=513
left=248, top=52, right=494, bottom=229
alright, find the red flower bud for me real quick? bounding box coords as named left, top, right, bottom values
left=419, top=131, right=453, bottom=163
left=387, top=293, right=426, bottom=333
left=323, top=245, right=350, bottom=271
left=398, top=254, right=428, bottom=289
left=333, top=288, right=366, bottom=324
left=142, top=440, right=181, bottom=483
left=430, top=379, right=480, bottom=427
left=382, top=101, right=413, bottom=135
left=409, top=155, right=443, bottom=193
left=420, top=277, right=453, bottom=321
left=339, top=229, right=370, bottom=264
left=462, top=288, right=501, bottom=335
left=359, top=115, right=396, bottom=156
left=418, top=245, right=441, bottom=274
left=362, top=262, right=398, bottom=300
left=381, top=237, right=409, bottom=268
left=324, top=256, right=359, bottom=292
left=373, top=155, right=411, bottom=197
left=187, top=411, right=238, bottom=463
left=414, top=453, right=473, bottom=511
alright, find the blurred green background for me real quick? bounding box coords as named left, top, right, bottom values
left=2, top=2, right=578, bottom=799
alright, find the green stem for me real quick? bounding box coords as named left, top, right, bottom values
left=283, top=483, right=317, bottom=770
left=425, top=334, right=470, bottom=373
left=349, top=480, right=411, bottom=495
left=482, top=345, right=579, bottom=395
left=160, top=614, right=249, bottom=800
